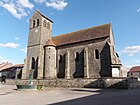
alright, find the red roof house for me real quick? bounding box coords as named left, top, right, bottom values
left=128, top=66, right=140, bottom=78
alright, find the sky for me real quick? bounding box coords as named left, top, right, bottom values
left=0, top=0, right=140, bottom=69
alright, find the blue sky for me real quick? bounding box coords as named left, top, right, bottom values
left=0, top=0, right=140, bottom=69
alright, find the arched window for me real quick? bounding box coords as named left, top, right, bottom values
left=75, top=52, right=79, bottom=62
left=73, top=51, right=84, bottom=78
left=31, top=57, right=35, bottom=69
left=95, top=49, right=99, bottom=59
left=37, top=19, right=39, bottom=27
left=33, top=20, right=35, bottom=28
left=58, top=54, right=65, bottom=78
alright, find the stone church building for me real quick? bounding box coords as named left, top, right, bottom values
left=22, top=10, right=125, bottom=80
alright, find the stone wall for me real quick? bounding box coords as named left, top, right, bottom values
left=6, top=78, right=140, bottom=89
left=25, top=10, right=52, bottom=80
left=56, top=38, right=112, bottom=78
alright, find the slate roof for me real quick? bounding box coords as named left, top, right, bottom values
left=52, top=23, right=111, bottom=47
left=129, top=66, right=140, bottom=73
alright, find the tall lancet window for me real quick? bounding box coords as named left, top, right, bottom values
left=37, top=19, right=39, bottom=27
left=31, top=57, right=35, bottom=69
left=95, top=49, right=99, bottom=59
left=75, top=52, right=79, bottom=62
left=33, top=20, right=35, bottom=28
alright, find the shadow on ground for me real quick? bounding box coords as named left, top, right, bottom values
left=48, top=88, right=140, bottom=105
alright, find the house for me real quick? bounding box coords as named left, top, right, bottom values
left=128, top=66, right=140, bottom=78
left=0, top=64, right=23, bottom=79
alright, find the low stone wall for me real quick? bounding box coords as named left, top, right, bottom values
left=5, top=78, right=140, bottom=89
left=127, top=78, right=140, bottom=89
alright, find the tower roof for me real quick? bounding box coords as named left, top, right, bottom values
left=45, top=39, right=56, bottom=47
left=52, top=23, right=111, bottom=47
left=33, top=10, right=53, bottom=23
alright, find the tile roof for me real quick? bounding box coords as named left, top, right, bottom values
left=129, top=66, right=140, bottom=73
left=52, top=23, right=111, bottom=47
left=0, top=64, right=24, bottom=72
left=45, top=39, right=56, bottom=47
left=0, top=62, right=13, bottom=71
left=12, top=64, right=24, bottom=68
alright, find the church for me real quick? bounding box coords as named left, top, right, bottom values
left=22, top=10, right=126, bottom=80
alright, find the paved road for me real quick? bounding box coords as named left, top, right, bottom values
left=0, top=85, right=140, bottom=105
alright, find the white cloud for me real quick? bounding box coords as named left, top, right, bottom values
left=121, top=45, right=140, bottom=56
left=0, top=0, right=68, bottom=18
left=34, top=0, right=45, bottom=4
left=17, top=0, right=34, bottom=9
left=0, top=42, right=19, bottom=48
left=2, top=3, right=27, bottom=19
left=46, top=0, right=68, bottom=10
left=0, top=0, right=34, bottom=19
left=20, top=47, right=27, bottom=53
left=34, top=0, right=68, bottom=10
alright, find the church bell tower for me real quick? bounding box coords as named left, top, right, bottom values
left=25, top=10, right=53, bottom=79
